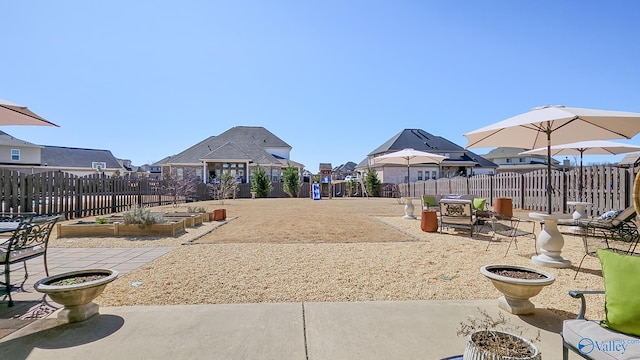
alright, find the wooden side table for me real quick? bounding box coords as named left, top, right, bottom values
left=421, top=210, right=438, bottom=232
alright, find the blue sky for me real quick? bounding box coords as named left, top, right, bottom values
left=2, top=1, right=639, bottom=170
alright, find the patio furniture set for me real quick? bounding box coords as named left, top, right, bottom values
left=419, top=195, right=537, bottom=256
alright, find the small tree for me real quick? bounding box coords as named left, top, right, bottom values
left=162, top=173, right=199, bottom=207
left=346, top=179, right=359, bottom=197
left=251, top=167, right=273, bottom=198
left=364, top=167, right=382, bottom=197
left=210, top=172, right=239, bottom=204
left=282, top=165, right=301, bottom=198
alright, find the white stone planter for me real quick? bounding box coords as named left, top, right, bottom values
left=35, top=269, right=118, bottom=323
left=480, top=265, right=555, bottom=315
left=464, top=330, right=541, bottom=360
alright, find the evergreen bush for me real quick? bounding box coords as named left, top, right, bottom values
left=250, top=167, right=273, bottom=198
left=282, top=164, right=301, bottom=198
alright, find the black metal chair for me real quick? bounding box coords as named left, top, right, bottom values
left=0, top=212, right=37, bottom=223
left=573, top=207, right=639, bottom=279
left=1, top=215, right=59, bottom=306
left=484, top=213, right=538, bottom=257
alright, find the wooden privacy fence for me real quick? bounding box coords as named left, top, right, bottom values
left=0, top=169, right=314, bottom=220
left=1, top=169, right=181, bottom=219
left=401, top=165, right=635, bottom=217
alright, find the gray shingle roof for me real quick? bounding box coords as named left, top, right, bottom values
left=0, top=131, right=42, bottom=148
left=368, top=129, right=497, bottom=168
left=41, top=146, right=123, bottom=168
left=217, top=126, right=291, bottom=148
left=157, top=126, right=293, bottom=166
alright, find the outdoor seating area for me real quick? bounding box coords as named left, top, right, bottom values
left=0, top=197, right=637, bottom=358
left=572, top=206, right=640, bottom=278
left=562, top=249, right=640, bottom=359
left=0, top=214, right=59, bottom=307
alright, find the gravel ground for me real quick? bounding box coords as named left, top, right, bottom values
left=53, top=198, right=607, bottom=320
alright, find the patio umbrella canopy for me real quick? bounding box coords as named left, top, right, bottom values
left=520, top=140, right=640, bottom=200
left=464, top=105, right=640, bottom=213
left=372, top=148, right=447, bottom=196
left=0, top=99, right=58, bottom=127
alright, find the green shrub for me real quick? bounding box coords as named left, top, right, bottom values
left=123, top=206, right=167, bottom=227
left=282, top=164, right=301, bottom=198
left=187, top=206, right=208, bottom=213
left=364, top=167, right=382, bottom=197
left=251, top=167, right=273, bottom=198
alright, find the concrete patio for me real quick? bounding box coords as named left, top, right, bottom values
left=0, top=247, right=587, bottom=359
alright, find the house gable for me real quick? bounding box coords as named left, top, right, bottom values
left=0, top=131, right=42, bottom=165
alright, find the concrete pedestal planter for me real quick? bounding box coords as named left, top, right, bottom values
left=480, top=265, right=555, bottom=315
left=34, top=269, right=118, bottom=323
left=464, top=330, right=541, bottom=360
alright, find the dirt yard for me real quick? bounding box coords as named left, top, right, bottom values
left=52, top=197, right=608, bottom=320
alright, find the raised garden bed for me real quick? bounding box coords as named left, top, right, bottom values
left=162, top=212, right=204, bottom=227
left=57, top=219, right=186, bottom=238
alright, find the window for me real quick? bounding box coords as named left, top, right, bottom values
left=431, top=171, right=437, bottom=180
left=11, top=149, right=20, bottom=161
left=519, top=158, right=525, bottom=163
left=195, top=168, right=202, bottom=181
left=176, top=168, right=184, bottom=180
left=271, top=169, right=279, bottom=182
left=506, top=158, right=512, bottom=163
left=417, top=171, right=423, bottom=181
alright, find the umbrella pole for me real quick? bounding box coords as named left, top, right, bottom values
left=579, top=151, right=584, bottom=202
left=407, top=163, right=410, bottom=197
left=547, top=133, right=553, bottom=214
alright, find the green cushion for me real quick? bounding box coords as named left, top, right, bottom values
left=597, top=249, right=640, bottom=336
left=423, top=195, right=437, bottom=207
left=472, top=198, right=486, bottom=211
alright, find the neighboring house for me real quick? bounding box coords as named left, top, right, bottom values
left=117, top=159, right=152, bottom=177
left=0, top=130, right=42, bottom=166
left=332, top=161, right=358, bottom=180
left=618, top=151, right=640, bottom=169
left=482, top=147, right=561, bottom=173
left=0, top=131, right=125, bottom=176
left=155, top=126, right=304, bottom=183
left=359, top=129, right=498, bottom=184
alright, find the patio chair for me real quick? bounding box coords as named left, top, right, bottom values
left=1, top=215, right=59, bottom=306
left=439, top=199, right=477, bottom=237
left=562, top=249, right=640, bottom=359
left=484, top=214, right=538, bottom=257
left=421, top=195, right=440, bottom=211
left=573, top=206, right=639, bottom=279
left=0, top=213, right=36, bottom=223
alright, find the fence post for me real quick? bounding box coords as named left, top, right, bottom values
left=519, top=173, right=525, bottom=209
left=75, top=177, right=82, bottom=218
left=562, top=171, right=567, bottom=213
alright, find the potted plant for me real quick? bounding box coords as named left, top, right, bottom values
left=480, top=265, right=555, bottom=315
left=34, top=268, right=118, bottom=323
left=457, top=309, right=541, bottom=360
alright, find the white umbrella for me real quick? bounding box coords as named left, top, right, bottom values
left=520, top=140, right=640, bottom=200
left=0, top=99, right=59, bottom=127
left=373, top=148, right=448, bottom=195
left=464, top=105, right=640, bottom=213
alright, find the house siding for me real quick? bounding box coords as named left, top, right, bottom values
left=0, top=146, right=41, bottom=164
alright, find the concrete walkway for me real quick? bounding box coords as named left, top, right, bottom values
left=0, top=248, right=584, bottom=359
left=0, top=247, right=174, bottom=338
